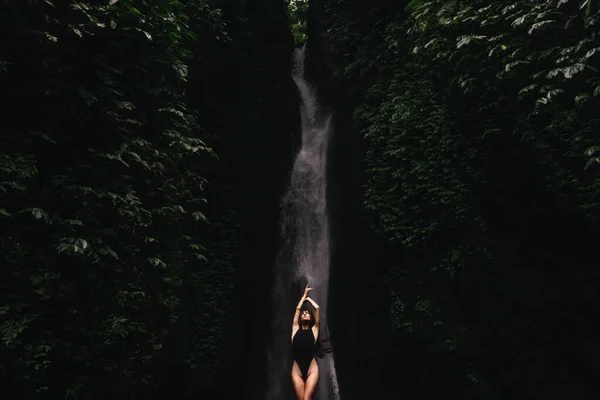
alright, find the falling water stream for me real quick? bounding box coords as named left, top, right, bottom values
left=266, top=44, right=341, bottom=400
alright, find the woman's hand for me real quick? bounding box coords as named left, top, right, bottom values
left=296, top=284, right=313, bottom=310
left=303, top=284, right=312, bottom=296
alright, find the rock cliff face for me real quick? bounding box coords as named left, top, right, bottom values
left=210, top=3, right=300, bottom=399
left=301, top=3, right=379, bottom=398
left=150, top=1, right=302, bottom=398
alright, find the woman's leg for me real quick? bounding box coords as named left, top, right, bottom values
left=303, top=359, right=319, bottom=400
left=291, top=361, right=305, bottom=400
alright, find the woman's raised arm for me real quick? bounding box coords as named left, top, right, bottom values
left=304, top=296, right=320, bottom=329
left=291, top=284, right=312, bottom=340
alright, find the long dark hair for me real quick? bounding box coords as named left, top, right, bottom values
left=299, top=304, right=332, bottom=359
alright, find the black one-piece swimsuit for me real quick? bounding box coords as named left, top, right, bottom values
left=292, top=328, right=316, bottom=380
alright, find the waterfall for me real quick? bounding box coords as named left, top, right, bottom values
left=266, top=44, right=341, bottom=400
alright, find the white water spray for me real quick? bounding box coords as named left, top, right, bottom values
left=266, top=44, right=340, bottom=400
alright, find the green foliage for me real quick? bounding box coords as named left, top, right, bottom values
left=286, top=0, right=309, bottom=43
left=319, top=0, right=600, bottom=395
left=0, top=0, right=241, bottom=398
left=408, top=0, right=600, bottom=221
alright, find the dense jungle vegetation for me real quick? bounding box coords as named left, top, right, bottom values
left=2, top=0, right=600, bottom=399
left=311, top=0, right=600, bottom=398
left=0, top=0, right=295, bottom=399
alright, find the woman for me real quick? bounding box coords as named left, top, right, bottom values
left=291, top=284, right=321, bottom=400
